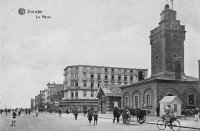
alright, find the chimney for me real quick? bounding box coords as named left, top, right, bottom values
left=174, top=57, right=182, bottom=80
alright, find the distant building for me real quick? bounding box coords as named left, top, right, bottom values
left=60, top=65, right=147, bottom=112
left=120, top=4, right=200, bottom=116
left=47, top=82, right=64, bottom=112
left=41, top=89, right=48, bottom=110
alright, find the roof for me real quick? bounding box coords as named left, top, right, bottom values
left=120, top=72, right=199, bottom=89
left=97, top=85, right=121, bottom=97
left=64, top=65, right=148, bottom=71
left=159, top=96, right=182, bottom=103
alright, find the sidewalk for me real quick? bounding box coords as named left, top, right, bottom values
left=44, top=112, right=200, bottom=130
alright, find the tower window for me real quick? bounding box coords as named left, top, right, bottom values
left=172, top=53, right=177, bottom=58
left=156, top=55, right=159, bottom=60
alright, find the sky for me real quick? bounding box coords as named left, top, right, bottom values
left=0, top=0, right=200, bottom=108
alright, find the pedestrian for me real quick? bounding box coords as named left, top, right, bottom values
left=93, top=111, right=98, bottom=125
left=66, top=108, right=69, bottom=114
left=194, top=107, right=199, bottom=122
left=59, top=108, right=62, bottom=117
left=73, top=109, right=78, bottom=120
left=35, top=109, right=39, bottom=117
left=156, top=107, right=160, bottom=117
left=18, top=109, right=21, bottom=116
left=83, top=109, right=87, bottom=116
left=50, top=108, right=52, bottom=114
left=11, top=109, right=17, bottom=126
left=87, top=109, right=93, bottom=124
left=113, top=107, right=120, bottom=123
left=5, top=108, right=7, bottom=116
left=32, top=109, right=35, bottom=117
left=28, top=109, right=31, bottom=115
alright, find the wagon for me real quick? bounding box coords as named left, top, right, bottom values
left=120, top=108, right=147, bottom=124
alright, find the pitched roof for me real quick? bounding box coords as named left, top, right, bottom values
left=159, top=96, right=182, bottom=103
left=97, top=85, right=121, bottom=97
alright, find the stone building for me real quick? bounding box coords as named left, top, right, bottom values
left=96, top=85, right=121, bottom=113
left=60, top=65, right=147, bottom=112
left=120, top=4, right=200, bottom=116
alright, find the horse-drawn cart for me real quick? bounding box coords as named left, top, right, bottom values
left=121, top=108, right=147, bottom=124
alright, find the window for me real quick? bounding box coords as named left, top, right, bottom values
left=105, top=81, right=108, bottom=86
left=118, top=75, right=121, bottom=81
left=105, top=75, right=108, bottom=80
left=71, top=92, right=74, bottom=99
left=91, top=74, right=94, bottom=79
left=172, top=53, right=177, bottom=58
left=83, top=90, right=87, bottom=97
left=98, top=74, right=101, bottom=80
left=130, top=76, right=133, bottom=81
left=188, top=94, right=195, bottom=106
left=174, top=104, right=177, bottom=112
left=124, top=76, right=127, bottom=81
left=118, top=82, right=121, bottom=85
left=135, top=95, right=139, bottom=108
left=75, top=73, right=78, bottom=78
left=111, top=75, right=115, bottom=81
left=105, top=68, right=108, bottom=73
left=146, top=93, right=151, bottom=106
left=91, top=82, right=94, bottom=89
left=71, top=73, right=74, bottom=78
left=75, top=81, right=78, bottom=87
left=91, top=91, right=94, bottom=97
left=125, top=96, right=129, bottom=106
left=111, top=68, right=115, bottom=73
left=83, top=72, right=87, bottom=77
left=130, top=70, right=133, bottom=73
left=71, top=81, right=74, bottom=87
left=75, top=91, right=78, bottom=99
left=83, top=81, right=87, bottom=87
left=156, top=55, right=159, bottom=60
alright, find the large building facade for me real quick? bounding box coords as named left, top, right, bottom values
left=60, top=65, right=147, bottom=112
left=120, top=4, right=200, bottom=116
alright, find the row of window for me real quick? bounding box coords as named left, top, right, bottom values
left=124, top=93, right=151, bottom=108
left=71, top=91, right=94, bottom=99
left=71, top=66, right=137, bottom=74
left=124, top=93, right=196, bottom=108
left=69, top=73, right=136, bottom=81
left=69, top=81, right=131, bottom=88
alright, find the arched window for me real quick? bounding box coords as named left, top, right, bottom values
left=135, top=95, right=139, bottom=108
left=125, top=96, right=129, bottom=107
left=146, top=93, right=151, bottom=106
left=123, top=92, right=129, bottom=108
left=188, top=94, right=196, bottom=106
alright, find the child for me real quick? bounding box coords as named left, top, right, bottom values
left=11, top=110, right=17, bottom=126
left=93, top=111, right=98, bottom=125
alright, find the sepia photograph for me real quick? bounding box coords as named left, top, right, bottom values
left=0, top=0, right=200, bottom=130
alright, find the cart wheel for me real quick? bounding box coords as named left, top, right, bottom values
left=138, top=115, right=146, bottom=124
left=125, top=116, right=131, bottom=124
left=157, top=120, right=166, bottom=130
